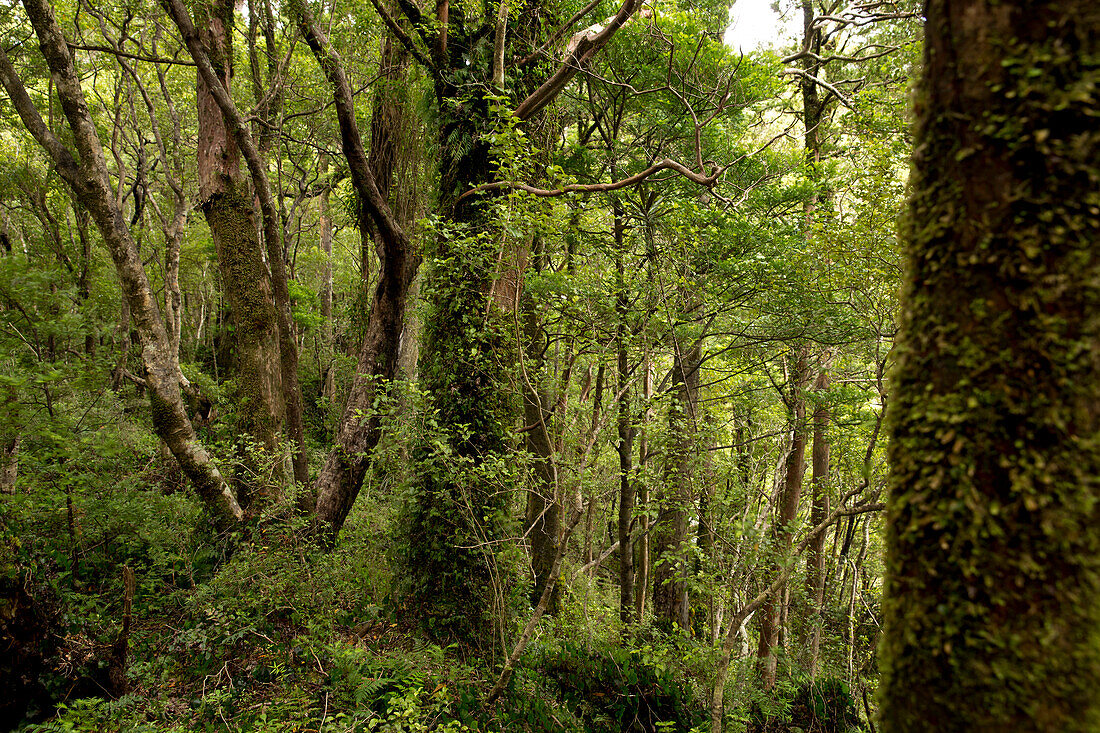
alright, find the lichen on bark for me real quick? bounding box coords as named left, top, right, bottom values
left=879, top=2, right=1100, bottom=730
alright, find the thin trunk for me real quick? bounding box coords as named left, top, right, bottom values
left=696, top=426, right=717, bottom=641
left=757, top=347, right=809, bottom=688
left=805, top=356, right=830, bottom=675
left=111, top=298, right=131, bottom=391
left=0, top=435, right=19, bottom=494
left=319, top=161, right=335, bottom=402
left=522, top=238, right=560, bottom=613
left=634, top=353, right=652, bottom=622
left=615, top=216, right=634, bottom=624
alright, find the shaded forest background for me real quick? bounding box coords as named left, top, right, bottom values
left=5, top=0, right=1088, bottom=731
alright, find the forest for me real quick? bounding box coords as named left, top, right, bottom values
left=1, top=0, right=1098, bottom=730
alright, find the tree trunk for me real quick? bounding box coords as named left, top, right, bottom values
left=696, top=425, right=718, bottom=641
left=879, top=2, right=1100, bottom=730
left=635, top=353, right=653, bottom=622
left=295, top=9, right=421, bottom=538
left=522, top=239, right=561, bottom=614
left=757, top=347, right=809, bottom=688
left=615, top=220, right=635, bottom=624
left=0, top=436, right=18, bottom=494
left=652, top=332, right=701, bottom=632
left=804, top=356, right=830, bottom=675
left=319, top=160, right=335, bottom=403
left=193, top=0, right=284, bottom=503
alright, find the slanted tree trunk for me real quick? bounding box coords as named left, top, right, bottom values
left=0, top=0, right=242, bottom=528
left=879, top=2, right=1100, bottom=730
left=294, top=7, right=421, bottom=538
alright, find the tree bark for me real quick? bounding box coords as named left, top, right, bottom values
left=879, top=2, right=1100, bottom=730
left=652, top=331, right=701, bottom=632
left=615, top=217, right=635, bottom=624
left=757, top=347, right=809, bottom=688
left=804, top=355, right=830, bottom=675
left=295, top=6, right=421, bottom=539
left=165, top=0, right=308, bottom=492
left=634, top=353, right=653, bottom=622
left=190, top=0, right=284, bottom=500
left=522, top=239, right=561, bottom=614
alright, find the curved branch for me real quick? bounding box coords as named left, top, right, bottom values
left=292, top=1, right=411, bottom=250
left=454, top=157, right=722, bottom=208
left=782, top=67, right=855, bottom=109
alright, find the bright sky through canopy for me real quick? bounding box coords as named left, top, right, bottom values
left=724, top=0, right=802, bottom=53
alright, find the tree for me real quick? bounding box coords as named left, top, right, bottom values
left=879, top=1, right=1100, bottom=730
left=0, top=0, right=242, bottom=528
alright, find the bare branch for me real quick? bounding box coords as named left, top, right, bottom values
left=362, top=0, right=436, bottom=73
left=66, top=41, right=196, bottom=66
left=455, top=157, right=721, bottom=208
left=782, top=67, right=855, bottom=109
left=517, top=0, right=602, bottom=67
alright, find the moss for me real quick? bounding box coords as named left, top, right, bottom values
left=202, top=184, right=283, bottom=501
left=879, top=4, right=1100, bottom=731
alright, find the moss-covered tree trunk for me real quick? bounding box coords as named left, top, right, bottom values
left=879, top=2, right=1100, bottom=730
left=402, top=6, right=531, bottom=644
left=194, top=0, right=284, bottom=504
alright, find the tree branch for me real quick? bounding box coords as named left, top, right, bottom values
left=363, top=0, right=436, bottom=73
left=292, top=1, right=412, bottom=252
left=454, top=157, right=722, bottom=209
left=511, top=0, right=644, bottom=121
left=66, top=41, right=196, bottom=66
left=781, top=67, right=855, bottom=109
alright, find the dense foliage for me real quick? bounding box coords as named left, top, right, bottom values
left=15, top=0, right=1091, bottom=730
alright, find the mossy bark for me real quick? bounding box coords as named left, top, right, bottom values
left=401, top=0, right=549, bottom=647
left=879, top=2, right=1100, bottom=730
left=194, top=0, right=284, bottom=504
